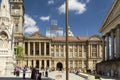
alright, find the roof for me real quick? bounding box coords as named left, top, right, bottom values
left=52, top=36, right=89, bottom=42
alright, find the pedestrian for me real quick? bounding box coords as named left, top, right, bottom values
left=45, top=69, right=48, bottom=77
left=31, top=67, right=36, bottom=80
left=37, top=72, right=42, bottom=80
left=23, top=67, right=27, bottom=79
left=16, top=67, right=20, bottom=77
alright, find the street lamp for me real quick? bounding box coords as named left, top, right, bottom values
left=66, top=0, right=69, bottom=80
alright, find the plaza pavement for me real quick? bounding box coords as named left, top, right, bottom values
left=0, top=71, right=86, bottom=80
left=48, top=71, right=86, bottom=80
left=0, top=71, right=119, bottom=80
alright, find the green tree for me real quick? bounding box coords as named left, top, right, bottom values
left=14, top=46, right=24, bottom=65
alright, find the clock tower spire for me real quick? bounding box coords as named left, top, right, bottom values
left=10, top=0, right=24, bottom=46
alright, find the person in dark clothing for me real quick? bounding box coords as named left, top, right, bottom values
left=23, top=67, right=27, bottom=79
left=37, top=72, right=42, bottom=80
left=45, top=70, right=48, bottom=77
left=31, top=67, right=36, bottom=79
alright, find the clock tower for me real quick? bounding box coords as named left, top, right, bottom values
left=10, top=0, right=24, bottom=46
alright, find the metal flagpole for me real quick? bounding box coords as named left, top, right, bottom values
left=66, top=0, right=69, bottom=80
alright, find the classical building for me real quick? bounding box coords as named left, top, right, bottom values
left=0, top=0, right=14, bottom=75
left=0, top=0, right=103, bottom=74
left=97, top=0, right=120, bottom=78
left=22, top=33, right=102, bottom=71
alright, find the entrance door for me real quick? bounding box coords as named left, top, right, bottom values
left=57, top=62, right=63, bottom=71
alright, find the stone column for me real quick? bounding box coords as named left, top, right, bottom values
left=58, top=44, right=61, bottom=57
left=106, top=34, right=109, bottom=60
left=111, top=31, right=115, bottom=59
left=44, top=42, right=46, bottom=56
left=116, top=26, right=120, bottom=58
left=82, top=44, right=84, bottom=57
left=64, top=61, right=65, bottom=69
left=44, top=60, right=46, bottom=69
left=90, top=44, right=92, bottom=57
left=49, top=43, right=51, bottom=56
left=34, top=60, right=36, bottom=68
left=28, top=42, right=30, bottom=56
left=73, top=60, right=74, bottom=69
left=49, top=60, right=51, bottom=69
left=64, top=45, right=66, bottom=57
left=102, top=36, right=105, bottom=61
left=96, top=44, right=98, bottom=57
left=28, top=60, right=31, bottom=68
left=39, top=42, right=41, bottom=56
left=33, top=42, right=35, bottom=56
left=88, top=44, right=90, bottom=58
left=77, top=45, right=79, bottom=57
left=39, top=60, right=41, bottom=70
left=54, top=45, right=56, bottom=57
left=73, top=45, right=75, bottom=57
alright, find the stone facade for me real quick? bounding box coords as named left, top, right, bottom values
left=97, top=0, right=120, bottom=78
left=0, top=0, right=14, bottom=75
left=21, top=33, right=102, bottom=71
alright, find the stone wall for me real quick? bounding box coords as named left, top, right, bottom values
left=96, top=60, right=120, bottom=78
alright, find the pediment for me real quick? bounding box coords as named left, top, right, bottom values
left=27, top=32, right=49, bottom=39
left=99, top=0, right=120, bottom=32
left=89, top=35, right=101, bottom=41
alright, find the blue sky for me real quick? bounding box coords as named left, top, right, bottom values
left=1, top=0, right=114, bottom=37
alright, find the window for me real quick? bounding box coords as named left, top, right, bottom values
left=74, top=52, right=77, bottom=57
left=70, top=60, right=73, bottom=68
left=60, top=52, right=64, bottom=57
left=51, top=51, right=54, bottom=57
left=51, top=60, right=54, bottom=67
left=56, top=52, right=59, bottom=57
left=75, top=60, right=78, bottom=67
left=79, top=51, right=82, bottom=57
left=79, top=60, right=82, bottom=68
left=92, top=44, right=97, bottom=57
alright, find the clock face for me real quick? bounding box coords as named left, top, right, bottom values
left=14, top=9, right=19, bottom=14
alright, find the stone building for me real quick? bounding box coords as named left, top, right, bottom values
left=97, top=0, right=120, bottom=78
left=22, top=32, right=102, bottom=71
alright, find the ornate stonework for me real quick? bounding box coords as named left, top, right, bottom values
left=0, top=0, right=14, bottom=76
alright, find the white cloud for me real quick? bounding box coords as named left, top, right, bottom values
left=24, top=14, right=39, bottom=34
left=48, top=0, right=54, bottom=5
left=40, top=16, right=50, bottom=21
left=58, top=0, right=87, bottom=14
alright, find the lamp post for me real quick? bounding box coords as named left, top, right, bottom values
left=66, top=0, right=69, bottom=80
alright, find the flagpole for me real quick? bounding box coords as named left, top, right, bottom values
left=66, top=0, right=69, bottom=80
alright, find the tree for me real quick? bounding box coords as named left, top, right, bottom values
left=14, top=46, right=24, bottom=65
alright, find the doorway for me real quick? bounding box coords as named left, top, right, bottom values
left=56, top=62, right=63, bottom=71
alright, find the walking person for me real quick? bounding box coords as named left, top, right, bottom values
left=16, top=67, right=20, bottom=77
left=23, top=67, right=27, bottom=79
left=45, top=69, right=48, bottom=77
left=37, top=73, right=42, bottom=80
left=31, top=67, right=36, bottom=80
